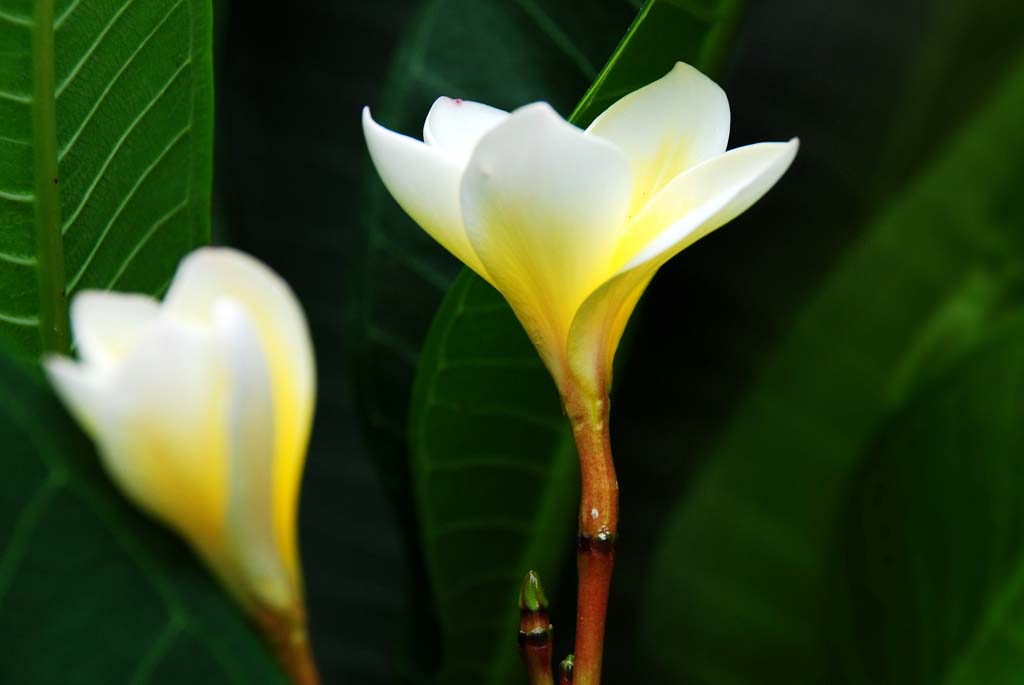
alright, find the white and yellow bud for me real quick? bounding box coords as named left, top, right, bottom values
left=363, top=62, right=797, bottom=400
left=44, top=248, right=317, bottom=682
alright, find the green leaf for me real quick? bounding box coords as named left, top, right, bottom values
left=410, top=272, right=579, bottom=685
left=636, top=4, right=1024, bottom=682
left=0, top=0, right=213, bottom=357
left=837, top=311, right=1024, bottom=684
left=404, top=2, right=747, bottom=682
left=0, top=347, right=285, bottom=684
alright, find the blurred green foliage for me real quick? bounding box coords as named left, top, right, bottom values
left=2, top=0, right=1024, bottom=683
left=840, top=312, right=1024, bottom=684
left=635, top=2, right=1024, bottom=682
left=0, top=349, right=284, bottom=683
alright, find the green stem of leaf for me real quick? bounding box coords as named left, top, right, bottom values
left=31, top=0, right=70, bottom=355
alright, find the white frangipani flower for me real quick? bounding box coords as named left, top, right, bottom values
left=363, top=62, right=798, bottom=399
left=44, top=248, right=317, bottom=681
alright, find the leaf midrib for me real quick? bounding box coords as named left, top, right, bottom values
left=30, top=0, right=69, bottom=354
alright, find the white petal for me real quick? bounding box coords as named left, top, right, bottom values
left=44, top=355, right=111, bottom=436
left=363, top=107, right=491, bottom=279
left=164, top=247, right=314, bottom=418
left=70, top=292, right=160, bottom=368
left=616, top=139, right=799, bottom=272
left=460, top=102, right=631, bottom=378
left=568, top=139, right=799, bottom=396
left=56, top=318, right=231, bottom=560
left=423, top=96, right=508, bottom=164
left=567, top=264, right=656, bottom=397
left=163, top=247, right=315, bottom=576
left=587, top=62, right=730, bottom=216
left=214, top=300, right=293, bottom=609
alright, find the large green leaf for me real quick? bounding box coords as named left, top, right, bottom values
left=838, top=311, right=1024, bottom=684
left=0, top=347, right=285, bottom=684
left=404, top=2, right=747, bottom=683
left=636, top=3, right=1024, bottom=682
left=410, top=272, right=579, bottom=685
left=0, top=0, right=212, bottom=357
left=214, top=2, right=424, bottom=682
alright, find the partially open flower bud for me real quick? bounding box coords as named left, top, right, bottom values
left=44, top=247, right=318, bottom=683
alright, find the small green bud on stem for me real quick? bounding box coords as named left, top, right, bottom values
left=518, top=571, right=554, bottom=685
left=520, top=569, right=550, bottom=613
left=559, top=654, right=574, bottom=685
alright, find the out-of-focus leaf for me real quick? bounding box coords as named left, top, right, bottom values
left=637, top=4, right=1024, bottom=682
left=404, top=2, right=747, bottom=683
left=0, top=347, right=285, bottom=684
left=838, top=311, right=1024, bottom=684
left=0, top=0, right=213, bottom=356
left=214, top=2, right=423, bottom=682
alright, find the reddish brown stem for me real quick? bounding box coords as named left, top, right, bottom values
left=252, top=601, right=320, bottom=685
left=564, top=391, right=617, bottom=685
left=519, top=627, right=554, bottom=685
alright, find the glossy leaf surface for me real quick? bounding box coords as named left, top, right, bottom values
left=0, top=0, right=212, bottom=356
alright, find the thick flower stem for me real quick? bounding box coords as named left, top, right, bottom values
left=564, top=390, right=617, bottom=685
left=252, top=601, right=320, bottom=685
